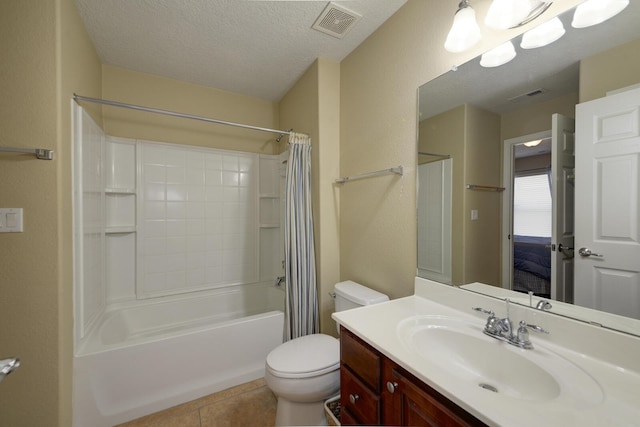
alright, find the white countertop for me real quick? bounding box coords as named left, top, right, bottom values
left=332, top=278, right=640, bottom=427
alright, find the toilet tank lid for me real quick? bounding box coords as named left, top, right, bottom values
left=334, top=281, right=389, bottom=305
left=267, top=334, right=339, bottom=378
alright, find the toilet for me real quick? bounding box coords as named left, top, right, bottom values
left=265, top=280, right=389, bottom=426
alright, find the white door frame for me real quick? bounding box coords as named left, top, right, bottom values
left=501, top=130, right=552, bottom=290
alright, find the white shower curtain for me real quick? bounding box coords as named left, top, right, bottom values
left=284, top=132, right=319, bottom=341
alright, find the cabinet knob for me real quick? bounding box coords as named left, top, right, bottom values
left=386, top=381, right=399, bottom=394
left=349, top=393, right=360, bottom=404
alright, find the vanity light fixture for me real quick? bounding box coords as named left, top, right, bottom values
left=485, top=0, right=554, bottom=30
left=571, top=0, right=629, bottom=28
left=521, top=16, right=566, bottom=49
left=444, top=0, right=482, bottom=53
left=523, top=139, right=543, bottom=147
left=480, top=41, right=517, bottom=67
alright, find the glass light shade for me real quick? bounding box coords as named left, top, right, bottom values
left=484, top=0, right=532, bottom=29
left=444, top=6, right=482, bottom=53
left=524, top=139, right=543, bottom=147
left=480, top=41, right=517, bottom=67
left=521, top=17, right=566, bottom=49
left=572, top=0, right=629, bottom=28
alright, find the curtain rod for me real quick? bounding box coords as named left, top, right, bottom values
left=73, top=94, right=292, bottom=142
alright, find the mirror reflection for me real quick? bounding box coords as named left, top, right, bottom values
left=417, top=2, right=640, bottom=335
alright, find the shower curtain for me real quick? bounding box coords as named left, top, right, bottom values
left=284, top=132, right=319, bottom=341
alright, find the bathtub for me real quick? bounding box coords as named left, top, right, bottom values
left=73, top=283, right=284, bottom=426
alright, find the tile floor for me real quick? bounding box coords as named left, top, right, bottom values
left=117, top=379, right=277, bottom=427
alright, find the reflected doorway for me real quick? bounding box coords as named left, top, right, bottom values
left=502, top=130, right=554, bottom=299
left=502, top=114, right=576, bottom=303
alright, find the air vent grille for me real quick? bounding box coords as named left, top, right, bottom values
left=312, top=3, right=361, bottom=39
left=508, top=88, right=548, bottom=102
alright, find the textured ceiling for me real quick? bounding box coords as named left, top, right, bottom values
left=74, top=0, right=407, bottom=101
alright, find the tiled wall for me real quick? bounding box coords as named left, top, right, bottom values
left=138, top=142, right=260, bottom=298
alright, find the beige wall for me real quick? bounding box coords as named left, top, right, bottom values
left=419, top=104, right=501, bottom=286
left=279, top=58, right=341, bottom=334
left=464, top=105, right=502, bottom=286
left=0, top=0, right=102, bottom=425
left=579, top=38, right=640, bottom=102
left=501, top=91, right=578, bottom=141
left=102, top=65, right=280, bottom=154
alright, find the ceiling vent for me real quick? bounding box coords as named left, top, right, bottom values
left=508, top=88, right=548, bottom=103
left=312, top=2, right=362, bottom=39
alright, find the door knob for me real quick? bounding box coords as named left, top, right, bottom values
left=578, top=248, right=603, bottom=257
left=386, top=381, right=399, bottom=393
left=349, top=393, right=360, bottom=404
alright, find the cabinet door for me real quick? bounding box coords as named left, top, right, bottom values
left=383, top=360, right=485, bottom=427
left=341, top=367, right=381, bottom=425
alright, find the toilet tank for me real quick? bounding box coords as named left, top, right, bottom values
left=334, top=280, right=389, bottom=312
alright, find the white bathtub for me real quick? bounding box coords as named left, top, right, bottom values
left=73, top=284, right=284, bottom=426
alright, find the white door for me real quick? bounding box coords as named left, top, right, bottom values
left=550, top=113, right=575, bottom=303
left=417, top=159, right=452, bottom=284
left=575, top=87, right=640, bottom=320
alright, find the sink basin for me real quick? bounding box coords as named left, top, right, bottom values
left=397, top=315, right=604, bottom=404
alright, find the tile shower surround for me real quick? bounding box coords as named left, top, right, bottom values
left=75, top=110, right=282, bottom=337
left=139, top=143, right=260, bottom=298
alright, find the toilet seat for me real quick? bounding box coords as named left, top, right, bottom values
left=266, top=334, right=339, bottom=379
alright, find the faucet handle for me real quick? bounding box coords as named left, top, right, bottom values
left=523, top=322, right=549, bottom=334
left=472, top=307, right=494, bottom=316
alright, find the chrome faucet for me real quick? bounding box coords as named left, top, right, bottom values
left=0, top=357, right=20, bottom=383
left=536, top=299, right=553, bottom=311
left=473, top=299, right=549, bottom=350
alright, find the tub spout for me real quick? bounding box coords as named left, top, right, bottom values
left=0, top=357, right=20, bottom=383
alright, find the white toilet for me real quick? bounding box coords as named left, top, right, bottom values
left=265, top=281, right=389, bottom=426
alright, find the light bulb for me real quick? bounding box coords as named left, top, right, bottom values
left=521, top=17, right=566, bottom=49
left=572, top=0, right=629, bottom=28
left=444, top=3, right=482, bottom=53
left=480, top=41, right=517, bottom=67
left=485, top=0, right=532, bottom=29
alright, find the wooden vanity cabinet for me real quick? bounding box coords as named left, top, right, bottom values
left=382, top=360, right=486, bottom=427
left=340, top=326, right=382, bottom=424
left=340, top=326, right=486, bottom=427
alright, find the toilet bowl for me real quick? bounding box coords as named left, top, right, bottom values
left=265, top=281, right=388, bottom=426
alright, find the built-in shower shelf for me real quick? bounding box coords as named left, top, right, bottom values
left=105, top=188, right=136, bottom=194
left=259, top=194, right=279, bottom=199
left=106, top=226, right=136, bottom=234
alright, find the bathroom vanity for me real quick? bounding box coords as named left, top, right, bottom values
left=340, top=327, right=484, bottom=426
left=333, top=277, right=640, bottom=426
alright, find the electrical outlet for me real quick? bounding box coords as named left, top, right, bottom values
left=471, top=209, right=478, bottom=221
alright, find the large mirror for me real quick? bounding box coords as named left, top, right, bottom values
left=417, top=1, right=640, bottom=336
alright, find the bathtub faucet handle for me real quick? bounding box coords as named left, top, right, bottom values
left=274, top=276, right=285, bottom=287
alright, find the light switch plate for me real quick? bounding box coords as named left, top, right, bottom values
left=0, top=208, right=23, bottom=232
